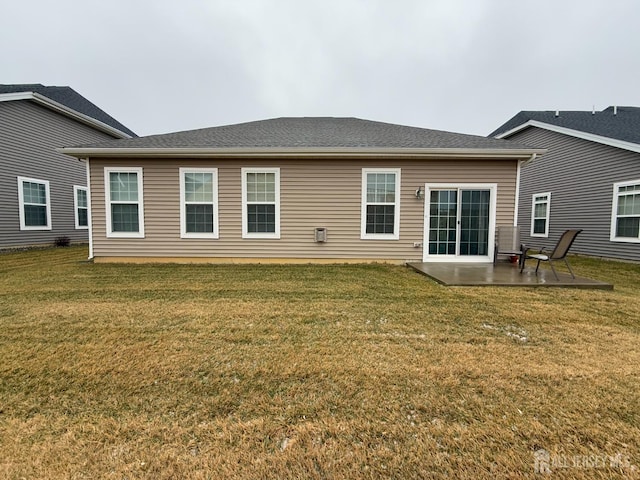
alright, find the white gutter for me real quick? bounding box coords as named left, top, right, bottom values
left=58, top=146, right=547, bottom=160
left=495, top=120, right=640, bottom=154
left=0, top=91, right=132, bottom=139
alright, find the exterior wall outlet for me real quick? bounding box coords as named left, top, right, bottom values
left=413, top=242, right=422, bottom=248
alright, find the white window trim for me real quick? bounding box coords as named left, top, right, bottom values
left=530, top=192, right=551, bottom=238
left=610, top=179, right=640, bottom=243
left=179, top=168, right=219, bottom=239
left=74, top=185, right=89, bottom=230
left=104, top=167, right=144, bottom=238
left=17, top=176, right=52, bottom=231
left=361, top=168, right=401, bottom=240
left=241, top=167, right=280, bottom=239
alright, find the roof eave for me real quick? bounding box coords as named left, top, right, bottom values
left=0, top=91, right=133, bottom=139
left=58, top=146, right=546, bottom=160
left=495, top=120, right=640, bottom=154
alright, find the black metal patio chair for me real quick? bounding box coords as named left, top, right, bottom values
left=520, top=229, right=583, bottom=280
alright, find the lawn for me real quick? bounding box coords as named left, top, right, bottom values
left=0, top=246, right=638, bottom=479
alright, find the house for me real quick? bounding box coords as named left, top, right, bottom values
left=0, top=84, right=136, bottom=249
left=491, top=106, right=640, bottom=262
left=59, top=117, right=544, bottom=263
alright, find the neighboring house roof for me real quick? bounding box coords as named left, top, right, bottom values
left=490, top=106, right=640, bottom=153
left=60, top=117, right=544, bottom=159
left=0, top=83, right=136, bottom=138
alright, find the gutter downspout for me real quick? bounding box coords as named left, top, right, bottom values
left=83, top=158, right=94, bottom=260
left=514, top=153, right=537, bottom=227
left=514, top=160, right=522, bottom=226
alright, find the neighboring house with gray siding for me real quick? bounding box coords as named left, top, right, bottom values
left=0, top=84, right=135, bottom=249
left=60, top=117, right=544, bottom=264
left=491, top=106, right=640, bottom=262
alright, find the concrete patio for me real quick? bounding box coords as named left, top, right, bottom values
left=407, top=262, right=613, bottom=289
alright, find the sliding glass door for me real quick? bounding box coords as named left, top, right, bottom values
left=424, top=184, right=496, bottom=262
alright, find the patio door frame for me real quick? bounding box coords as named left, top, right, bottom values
left=422, top=183, right=497, bottom=263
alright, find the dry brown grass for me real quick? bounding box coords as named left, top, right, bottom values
left=0, top=246, right=639, bottom=479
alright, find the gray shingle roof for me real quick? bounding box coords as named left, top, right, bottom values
left=490, top=106, right=640, bottom=145
left=0, top=84, right=136, bottom=137
left=70, top=117, right=536, bottom=151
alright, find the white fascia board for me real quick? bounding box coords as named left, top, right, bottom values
left=0, top=92, right=35, bottom=102
left=57, top=146, right=546, bottom=160
left=495, top=120, right=640, bottom=154
left=0, top=92, right=132, bottom=139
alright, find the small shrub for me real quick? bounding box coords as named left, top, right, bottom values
left=54, top=236, right=71, bottom=247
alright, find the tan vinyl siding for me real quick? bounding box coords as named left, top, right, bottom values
left=0, top=100, right=117, bottom=248
left=90, top=158, right=518, bottom=261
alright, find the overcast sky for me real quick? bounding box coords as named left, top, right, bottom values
left=3, top=0, right=639, bottom=137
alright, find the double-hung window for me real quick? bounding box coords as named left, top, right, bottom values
left=74, top=186, right=89, bottom=229
left=361, top=168, right=401, bottom=240
left=241, top=168, right=280, bottom=239
left=17, top=177, right=52, bottom=230
left=611, top=180, right=640, bottom=243
left=531, top=192, right=551, bottom=237
left=105, top=167, right=144, bottom=238
left=180, top=168, right=219, bottom=238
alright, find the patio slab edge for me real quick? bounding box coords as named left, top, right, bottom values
left=407, top=262, right=613, bottom=290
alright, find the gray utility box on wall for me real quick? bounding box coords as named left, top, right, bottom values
left=314, top=228, right=327, bottom=243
